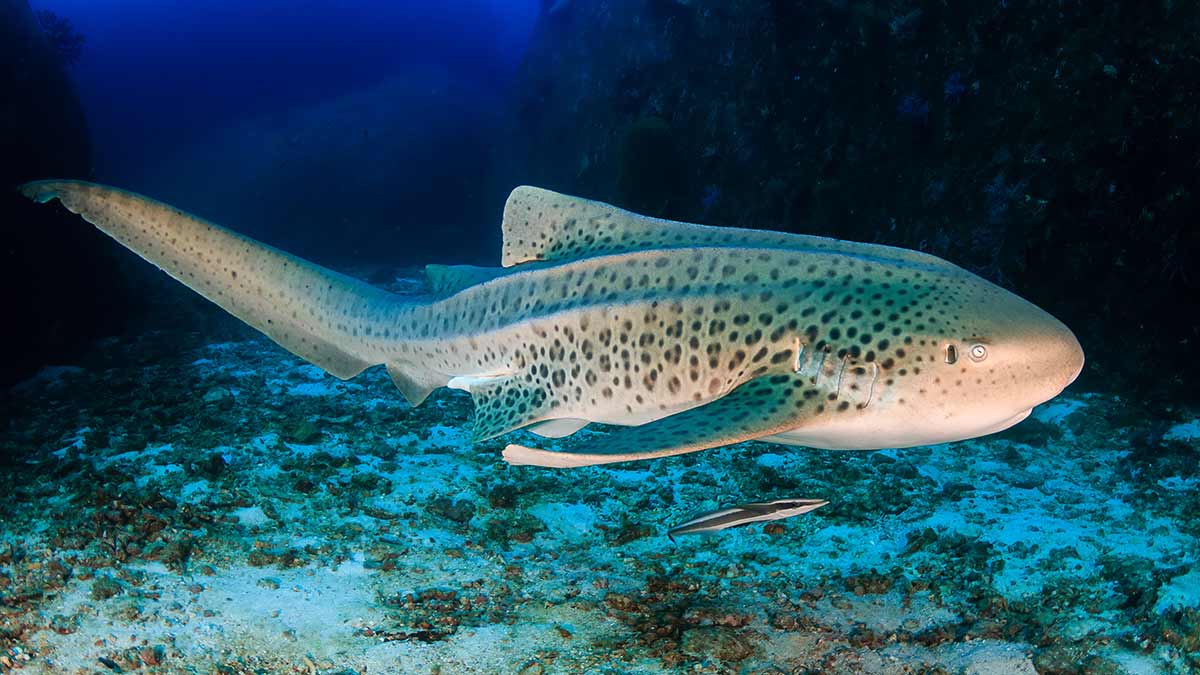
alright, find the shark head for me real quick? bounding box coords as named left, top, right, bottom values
left=880, top=276, right=1085, bottom=446
left=773, top=261, right=1086, bottom=451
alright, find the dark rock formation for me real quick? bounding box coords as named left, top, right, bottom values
left=0, top=0, right=128, bottom=387
left=505, top=0, right=1200, bottom=402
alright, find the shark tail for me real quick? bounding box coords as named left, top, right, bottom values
left=20, top=180, right=443, bottom=403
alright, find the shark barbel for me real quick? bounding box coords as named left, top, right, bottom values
left=19, top=180, right=1084, bottom=469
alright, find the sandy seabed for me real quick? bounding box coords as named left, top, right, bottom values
left=0, top=325, right=1196, bottom=674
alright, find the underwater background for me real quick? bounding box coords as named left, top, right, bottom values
left=1, top=0, right=1197, bottom=673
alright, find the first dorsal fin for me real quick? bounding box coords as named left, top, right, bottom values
left=500, top=186, right=964, bottom=274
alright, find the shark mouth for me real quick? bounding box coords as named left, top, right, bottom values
left=979, top=408, right=1033, bottom=437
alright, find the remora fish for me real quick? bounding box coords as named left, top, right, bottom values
left=19, top=181, right=1084, bottom=469
left=668, top=498, right=829, bottom=540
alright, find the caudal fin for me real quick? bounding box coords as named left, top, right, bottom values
left=20, top=180, right=434, bottom=394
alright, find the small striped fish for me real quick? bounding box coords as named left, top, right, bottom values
left=668, top=498, right=829, bottom=539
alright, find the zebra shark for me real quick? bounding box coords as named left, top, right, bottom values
left=19, top=180, right=1084, bottom=469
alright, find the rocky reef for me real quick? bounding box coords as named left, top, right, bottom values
left=503, top=0, right=1200, bottom=403
left=0, top=273, right=1195, bottom=673
left=0, top=0, right=130, bottom=391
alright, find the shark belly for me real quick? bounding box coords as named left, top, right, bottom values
left=761, top=403, right=1036, bottom=450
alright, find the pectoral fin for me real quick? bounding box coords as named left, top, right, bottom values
left=502, top=374, right=811, bottom=467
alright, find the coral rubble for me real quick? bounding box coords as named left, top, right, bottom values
left=0, top=293, right=1195, bottom=673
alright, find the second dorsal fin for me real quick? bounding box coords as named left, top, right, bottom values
left=424, top=264, right=507, bottom=296
left=500, top=186, right=965, bottom=274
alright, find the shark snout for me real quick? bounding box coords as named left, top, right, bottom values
left=1048, top=322, right=1085, bottom=391
left=979, top=291, right=1085, bottom=419
left=1026, top=318, right=1085, bottom=403
left=1061, top=331, right=1085, bottom=388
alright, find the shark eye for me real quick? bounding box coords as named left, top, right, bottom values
left=944, top=344, right=958, bottom=364
left=969, top=344, right=988, bottom=362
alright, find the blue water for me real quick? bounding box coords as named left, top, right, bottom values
left=29, top=0, right=540, bottom=268
left=33, top=0, right=538, bottom=183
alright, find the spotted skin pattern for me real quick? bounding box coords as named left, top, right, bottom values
left=20, top=180, right=1083, bottom=468
left=399, top=241, right=998, bottom=449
